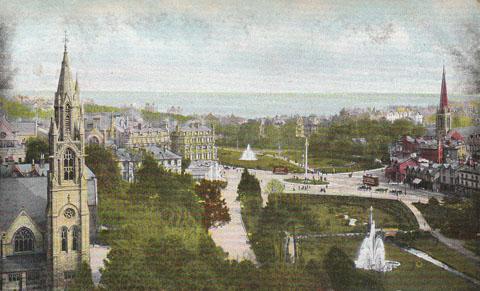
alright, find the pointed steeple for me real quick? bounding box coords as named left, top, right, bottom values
left=440, top=65, right=448, bottom=110
left=75, top=73, right=80, bottom=93
left=56, top=32, right=74, bottom=97
left=49, top=116, right=58, bottom=135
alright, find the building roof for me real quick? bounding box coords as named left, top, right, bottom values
left=0, top=164, right=97, bottom=232
left=145, top=145, right=181, bottom=160
left=12, top=121, right=37, bottom=136
left=115, top=148, right=143, bottom=162
left=178, top=120, right=212, bottom=132
left=453, top=126, right=480, bottom=138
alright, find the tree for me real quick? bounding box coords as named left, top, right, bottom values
left=181, top=158, right=191, bottom=174
left=324, top=247, right=356, bottom=290
left=237, top=168, right=261, bottom=198
left=25, top=137, right=49, bottom=164
left=264, top=179, right=285, bottom=196
left=69, top=261, right=94, bottom=291
left=85, top=145, right=122, bottom=194
left=195, top=180, right=231, bottom=230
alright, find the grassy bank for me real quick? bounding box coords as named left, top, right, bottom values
left=218, top=147, right=303, bottom=173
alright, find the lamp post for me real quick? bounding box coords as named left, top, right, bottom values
left=304, top=137, right=309, bottom=180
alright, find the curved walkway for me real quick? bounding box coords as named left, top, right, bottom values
left=209, top=169, right=256, bottom=263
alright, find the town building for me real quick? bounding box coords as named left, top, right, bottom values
left=171, top=120, right=217, bottom=161
left=0, top=112, right=27, bottom=164
left=115, top=148, right=142, bottom=182
left=438, top=163, right=459, bottom=193
left=84, top=112, right=116, bottom=146
left=0, top=44, right=98, bottom=290
left=456, top=164, right=480, bottom=196
left=405, top=163, right=441, bottom=192
left=117, top=120, right=170, bottom=149
left=145, top=145, right=182, bottom=174
left=384, top=157, right=419, bottom=182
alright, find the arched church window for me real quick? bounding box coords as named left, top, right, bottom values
left=90, top=136, right=99, bottom=145
left=65, top=104, right=72, bottom=134
left=72, top=226, right=80, bottom=251
left=61, top=227, right=68, bottom=251
left=64, top=148, right=75, bottom=180
left=13, top=227, right=35, bottom=253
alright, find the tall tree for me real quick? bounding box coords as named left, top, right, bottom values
left=195, top=180, right=230, bottom=230
left=25, top=137, right=49, bottom=163
left=69, top=261, right=95, bottom=291
left=85, top=145, right=122, bottom=194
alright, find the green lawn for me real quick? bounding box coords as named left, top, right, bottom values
left=465, top=240, right=480, bottom=256
left=241, top=193, right=477, bottom=290
left=395, top=233, right=480, bottom=282
left=300, top=237, right=477, bottom=291
left=218, top=147, right=303, bottom=173
left=274, top=194, right=419, bottom=233
left=273, top=149, right=382, bottom=173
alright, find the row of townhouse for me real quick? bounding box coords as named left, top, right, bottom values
left=405, top=162, right=480, bottom=196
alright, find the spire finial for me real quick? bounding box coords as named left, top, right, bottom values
left=64, top=30, right=68, bottom=52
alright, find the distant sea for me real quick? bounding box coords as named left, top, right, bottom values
left=17, top=91, right=477, bottom=118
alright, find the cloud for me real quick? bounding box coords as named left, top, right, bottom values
left=0, top=16, right=16, bottom=93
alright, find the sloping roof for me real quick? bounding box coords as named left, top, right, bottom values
left=12, top=121, right=36, bottom=136
left=0, top=164, right=97, bottom=232
left=115, top=148, right=143, bottom=162
left=145, top=145, right=181, bottom=160
left=453, top=126, right=480, bottom=138
left=178, top=120, right=212, bottom=132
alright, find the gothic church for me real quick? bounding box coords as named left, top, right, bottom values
left=0, top=42, right=97, bottom=290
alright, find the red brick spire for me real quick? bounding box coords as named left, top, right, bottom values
left=440, top=65, right=448, bottom=110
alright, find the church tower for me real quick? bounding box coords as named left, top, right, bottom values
left=46, top=37, right=89, bottom=290
left=436, top=66, right=451, bottom=138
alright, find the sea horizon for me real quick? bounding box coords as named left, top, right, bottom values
left=14, top=90, right=478, bottom=118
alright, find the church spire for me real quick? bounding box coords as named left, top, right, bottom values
left=440, top=65, right=448, bottom=111
left=56, top=31, right=74, bottom=97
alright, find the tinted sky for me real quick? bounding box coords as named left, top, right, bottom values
left=3, top=0, right=480, bottom=93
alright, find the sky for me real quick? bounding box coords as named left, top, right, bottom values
left=2, top=0, right=480, bottom=93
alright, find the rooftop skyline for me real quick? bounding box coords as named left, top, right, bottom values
left=3, top=0, right=480, bottom=93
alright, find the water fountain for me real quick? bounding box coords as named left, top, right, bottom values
left=355, top=206, right=400, bottom=272
left=239, top=144, right=257, bottom=161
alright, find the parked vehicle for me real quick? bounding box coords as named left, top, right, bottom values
left=363, top=174, right=379, bottom=186
left=273, top=167, right=289, bottom=175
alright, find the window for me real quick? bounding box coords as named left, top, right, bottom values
left=64, top=148, right=75, bottom=180
left=8, top=273, right=22, bottom=282
left=65, top=104, right=72, bottom=134
left=61, top=227, right=68, bottom=251
left=64, top=271, right=75, bottom=280
left=27, top=271, right=40, bottom=282
left=13, top=227, right=35, bottom=253
left=72, top=226, right=80, bottom=251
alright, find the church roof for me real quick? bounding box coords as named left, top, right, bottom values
left=0, top=164, right=96, bottom=232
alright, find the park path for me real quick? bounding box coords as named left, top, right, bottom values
left=431, top=230, right=480, bottom=264
left=209, top=169, right=257, bottom=263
